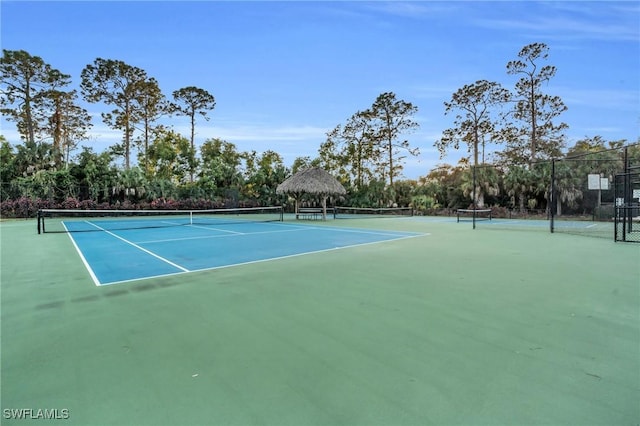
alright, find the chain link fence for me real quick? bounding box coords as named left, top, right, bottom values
left=454, top=144, right=639, bottom=242
left=614, top=169, right=640, bottom=242
left=550, top=145, right=639, bottom=241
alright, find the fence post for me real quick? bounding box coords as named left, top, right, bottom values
left=624, top=146, right=633, bottom=234
left=550, top=159, right=555, bottom=234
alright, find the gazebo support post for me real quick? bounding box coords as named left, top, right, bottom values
left=322, top=196, right=327, bottom=220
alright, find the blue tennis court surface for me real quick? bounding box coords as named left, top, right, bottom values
left=66, top=221, right=427, bottom=286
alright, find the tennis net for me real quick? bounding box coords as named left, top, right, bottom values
left=37, top=206, right=284, bottom=234
left=333, top=206, right=413, bottom=219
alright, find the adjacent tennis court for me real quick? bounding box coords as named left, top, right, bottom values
left=1, top=213, right=638, bottom=425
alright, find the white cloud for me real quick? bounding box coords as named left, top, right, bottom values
left=475, top=13, right=638, bottom=42
left=205, top=124, right=328, bottom=143
left=365, top=2, right=461, bottom=19
left=72, top=120, right=329, bottom=164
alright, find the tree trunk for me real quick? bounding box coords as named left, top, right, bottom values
left=190, top=111, right=196, bottom=182
left=475, top=188, right=485, bottom=208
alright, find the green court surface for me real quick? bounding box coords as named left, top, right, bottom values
left=1, top=217, right=639, bottom=425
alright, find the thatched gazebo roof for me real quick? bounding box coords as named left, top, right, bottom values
left=276, top=167, right=346, bottom=197
left=276, top=167, right=345, bottom=220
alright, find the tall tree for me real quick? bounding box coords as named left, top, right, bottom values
left=503, top=43, right=568, bottom=165
left=317, top=133, right=349, bottom=184
left=80, top=58, right=149, bottom=169
left=171, top=86, right=216, bottom=182
left=38, top=88, right=92, bottom=166
left=435, top=80, right=510, bottom=166
left=368, top=92, right=420, bottom=187
left=1, top=49, right=71, bottom=146
left=135, top=77, right=168, bottom=174
left=321, top=110, right=378, bottom=189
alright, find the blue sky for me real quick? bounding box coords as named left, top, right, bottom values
left=1, top=1, right=638, bottom=179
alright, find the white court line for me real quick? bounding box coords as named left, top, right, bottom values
left=84, top=221, right=190, bottom=273
left=137, top=227, right=308, bottom=244
left=160, top=220, right=187, bottom=225
left=99, top=232, right=430, bottom=286
left=291, top=224, right=424, bottom=238
left=187, top=224, right=245, bottom=234
left=64, top=223, right=102, bottom=286
left=157, top=219, right=245, bottom=234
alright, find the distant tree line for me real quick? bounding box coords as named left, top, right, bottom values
left=1, top=43, right=638, bottom=218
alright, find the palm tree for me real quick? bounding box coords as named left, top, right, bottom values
left=503, top=165, right=535, bottom=213
left=113, top=167, right=147, bottom=202
left=460, top=165, right=500, bottom=208
left=14, top=140, right=56, bottom=176
left=530, top=162, right=552, bottom=215
left=147, top=178, right=176, bottom=201
left=552, top=161, right=584, bottom=216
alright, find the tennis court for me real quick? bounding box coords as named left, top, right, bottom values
left=55, top=212, right=425, bottom=286
left=1, top=213, right=638, bottom=425
left=412, top=214, right=625, bottom=240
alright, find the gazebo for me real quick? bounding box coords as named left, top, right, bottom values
left=276, top=167, right=346, bottom=220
